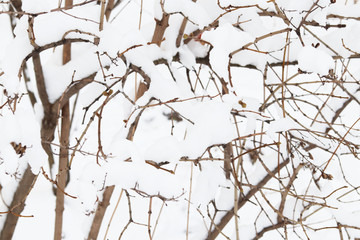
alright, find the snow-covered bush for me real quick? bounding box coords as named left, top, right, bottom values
left=1, top=0, right=360, bottom=239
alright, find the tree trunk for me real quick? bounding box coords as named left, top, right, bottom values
left=54, top=102, right=70, bottom=240
left=0, top=167, right=37, bottom=240
left=87, top=186, right=115, bottom=240
left=54, top=1, right=72, bottom=238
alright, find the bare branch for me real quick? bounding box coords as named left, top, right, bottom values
left=206, top=158, right=290, bottom=240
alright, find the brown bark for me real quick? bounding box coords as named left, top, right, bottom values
left=10, top=0, right=22, bottom=12
left=56, top=75, right=96, bottom=110
left=134, top=81, right=148, bottom=101
left=105, top=0, right=114, bottom=21
left=176, top=18, right=188, bottom=48
left=33, top=52, right=57, bottom=172
left=151, top=13, right=169, bottom=46
left=175, top=0, right=197, bottom=48
left=33, top=53, right=51, bottom=110
left=252, top=221, right=286, bottom=240
left=223, top=143, right=233, bottom=179
left=54, top=102, right=71, bottom=240
left=62, top=41, right=71, bottom=65
left=54, top=1, right=72, bottom=238
left=99, top=0, right=106, bottom=31
left=87, top=186, right=115, bottom=240
left=0, top=167, right=37, bottom=240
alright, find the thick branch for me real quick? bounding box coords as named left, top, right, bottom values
left=206, top=158, right=290, bottom=240
left=54, top=7, right=73, bottom=238
left=19, top=38, right=93, bottom=79
left=151, top=13, right=169, bottom=46
left=105, top=0, right=114, bottom=21
left=56, top=73, right=97, bottom=110
left=252, top=221, right=286, bottom=240
left=0, top=166, right=37, bottom=240
left=175, top=0, right=198, bottom=48
left=10, top=0, right=22, bottom=12
left=87, top=186, right=115, bottom=240
left=32, top=52, right=58, bottom=174
left=223, top=143, right=233, bottom=179
left=33, top=53, right=51, bottom=110
left=176, top=18, right=188, bottom=48
left=327, top=14, right=360, bottom=21
left=54, top=102, right=70, bottom=240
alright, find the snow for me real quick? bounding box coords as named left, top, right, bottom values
left=298, top=46, right=335, bottom=75
left=201, top=22, right=253, bottom=80
left=341, top=22, right=360, bottom=53
left=21, top=0, right=58, bottom=13
left=192, top=161, right=229, bottom=206
left=143, top=135, right=184, bottom=164
left=1, top=16, right=33, bottom=94
left=266, top=117, right=297, bottom=140
left=43, top=45, right=104, bottom=103
left=179, top=44, right=196, bottom=69
left=181, top=100, right=236, bottom=158
left=99, top=25, right=149, bottom=56
left=33, top=8, right=99, bottom=46
left=165, top=0, right=213, bottom=29
left=0, top=14, right=13, bottom=64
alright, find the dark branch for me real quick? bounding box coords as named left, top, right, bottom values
left=206, top=158, right=290, bottom=240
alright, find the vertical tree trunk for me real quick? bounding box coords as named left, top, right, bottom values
left=0, top=167, right=37, bottom=240
left=224, top=143, right=233, bottom=179
left=99, top=0, right=106, bottom=31
left=87, top=186, right=115, bottom=240
left=54, top=102, right=70, bottom=240
left=151, top=13, right=169, bottom=46
left=105, top=0, right=114, bottom=21
left=54, top=1, right=72, bottom=239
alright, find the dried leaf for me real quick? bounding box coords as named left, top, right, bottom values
left=321, top=172, right=333, bottom=180
left=238, top=100, right=247, bottom=108
left=10, top=142, right=27, bottom=157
